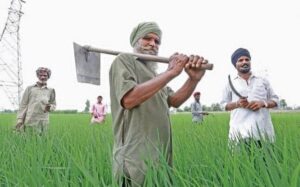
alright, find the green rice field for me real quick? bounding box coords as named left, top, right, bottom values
left=0, top=112, right=299, bottom=186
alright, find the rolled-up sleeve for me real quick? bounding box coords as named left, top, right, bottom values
left=49, top=88, right=56, bottom=111
left=110, top=54, right=137, bottom=108
left=17, top=87, right=30, bottom=123
left=220, top=83, right=232, bottom=110
left=265, top=79, right=279, bottom=107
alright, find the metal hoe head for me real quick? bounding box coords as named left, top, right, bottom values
left=73, top=42, right=214, bottom=86
left=73, top=42, right=100, bottom=85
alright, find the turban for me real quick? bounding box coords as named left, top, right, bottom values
left=231, top=48, right=251, bottom=67
left=193, top=92, right=201, bottom=97
left=130, top=22, right=162, bottom=47
left=36, top=67, right=51, bottom=78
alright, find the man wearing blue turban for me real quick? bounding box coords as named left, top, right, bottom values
left=109, top=22, right=208, bottom=186
left=221, top=48, right=279, bottom=150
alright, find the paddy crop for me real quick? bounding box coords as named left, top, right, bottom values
left=0, top=112, right=299, bottom=186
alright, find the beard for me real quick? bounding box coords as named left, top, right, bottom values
left=134, top=42, right=158, bottom=56
left=144, top=61, right=158, bottom=73
left=239, top=64, right=251, bottom=74
left=134, top=42, right=158, bottom=73
left=38, top=80, right=47, bottom=85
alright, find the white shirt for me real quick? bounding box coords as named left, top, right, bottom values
left=191, top=100, right=203, bottom=123
left=220, top=74, right=279, bottom=142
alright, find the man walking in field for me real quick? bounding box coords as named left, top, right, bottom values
left=221, top=48, right=279, bottom=148
left=191, top=91, right=208, bottom=124
left=15, top=67, right=56, bottom=135
left=109, top=21, right=208, bottom=186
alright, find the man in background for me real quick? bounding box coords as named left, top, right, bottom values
left=191, top=91, right=208, bottom=124
left=90, top=95, right=106, bottom=124
left=15, top=67, right=56, bottom=135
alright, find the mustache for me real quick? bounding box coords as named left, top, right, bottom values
left=240, top=64, right=251, bottom=73
left=140, top=46, right=158, bottom=53
left=242, top=64, right=249, bottom=68
left=38, top=80, right=47, bottom=84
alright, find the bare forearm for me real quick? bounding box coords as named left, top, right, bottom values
left=169, top=78, right=199, bottom=108
left=17, top=106, right=27, bottom=123
left=122, top=71, right=176, bottom=109
left=226, top=99, right=277, bottom=111
left=225, top=101, right=239, bottom=111
left=49, top=103, right=56, bottom=111
left=265, top=100, right=277, bottom=108
left=17, top=89, right=29, bottom=122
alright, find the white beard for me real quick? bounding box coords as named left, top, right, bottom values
left=144, top=61, right=158, bottom=73
left=38, top=80, right=47, bottom=84
left=134, top=42, right=158, bottom=73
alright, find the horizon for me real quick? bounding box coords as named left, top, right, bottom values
left=1, top=0, right=299, bottom=110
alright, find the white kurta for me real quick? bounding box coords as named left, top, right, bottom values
left=221, top=74, right=279, bottom=142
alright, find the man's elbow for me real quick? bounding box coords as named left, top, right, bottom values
left=121, top=98, right=137, bottom=110
left=171, top=103, right=181, bottom=108
left=168, top=98, right=183, bottom=108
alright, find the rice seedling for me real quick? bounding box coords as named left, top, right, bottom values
left=0, top=112, right=299, bottom=186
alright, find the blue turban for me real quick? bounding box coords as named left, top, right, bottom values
left=231, top=48, right=251, bottom=67
left=130, top=22, right=162, bottom=47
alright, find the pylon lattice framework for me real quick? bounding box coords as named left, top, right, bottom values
left=0, top=0, right=25, bottom=110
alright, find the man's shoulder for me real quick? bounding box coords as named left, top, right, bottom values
left=25, top=84, right=36, bottom=90
left=252, top=74, right=270, bottom=84
left=251, top=73, right=266, bottom=80
left=110, top=53, right=138, bottom=69
left=46, top=87, right=56, bottom=92
left=114, top=53, right=137, bottom=62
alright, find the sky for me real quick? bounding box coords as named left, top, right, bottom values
left=1, top=0, right=300, bottom=111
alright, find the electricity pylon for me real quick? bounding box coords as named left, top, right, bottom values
left=0, top=0, right=25, bottom=110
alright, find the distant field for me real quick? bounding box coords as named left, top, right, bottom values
left=0, top=112, right=299, bottom=186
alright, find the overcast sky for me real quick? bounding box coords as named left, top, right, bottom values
left=1, top=0, right=299, bottom=111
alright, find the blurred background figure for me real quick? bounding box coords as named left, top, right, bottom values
left=191, top=91, right=208, bottom=124
left=90, top=95, right=106, bottom=124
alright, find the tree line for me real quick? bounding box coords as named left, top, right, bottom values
left=1, top=99, right=299, bottom=113
left=177, top=99, right=300, bottom=112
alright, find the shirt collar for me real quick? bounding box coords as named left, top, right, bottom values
left=35, top=82, right=48, bottom=88
left=234, top=72, right=257, bottom=80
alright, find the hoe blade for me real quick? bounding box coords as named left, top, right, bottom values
left=73, top=42, right=100, bottom=85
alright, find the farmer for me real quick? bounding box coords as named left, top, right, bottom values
left=15, top=67, right=56, bottom=135
left=90, top=95, right=106, bottom=124
left=109, top=21, right=208, bottom=186
left=221, top=48, right=279, bottom=149
left=190, top=91, right=208, bottom=124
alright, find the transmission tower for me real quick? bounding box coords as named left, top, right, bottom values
left=0, top=0, right=25, bottom=110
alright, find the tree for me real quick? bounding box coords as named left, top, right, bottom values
left=211, top=103, right=222, bottom=111
left=84, top=99, right=90, bottom=113
left=294, top=106, right=300, bottom=110
left=183, top=106, right=191, bottom=112
left=177, top=108, right=183, bottom=112
left=202, top=105, right=211, bottom=111
left=279, top=99, right=287, bottom=109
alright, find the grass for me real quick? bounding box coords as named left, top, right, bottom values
left=0, top=112, right=299, bottom=186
